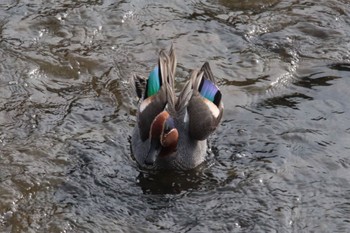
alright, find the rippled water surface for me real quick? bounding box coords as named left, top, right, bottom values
left=1, top=0, right=350, bottom=232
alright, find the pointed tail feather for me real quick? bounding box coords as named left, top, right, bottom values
left=200, top=62, right=216, bottom=84
left=131, top=74, right=147, bottom=99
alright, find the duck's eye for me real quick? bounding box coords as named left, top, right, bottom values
left=164, top=117, right=175, bottom=134
left=164, top=124, right=171, bottom=134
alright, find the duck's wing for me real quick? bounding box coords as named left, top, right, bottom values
left=186, top=62, right=224, bottom=140
left=132, top=46, right=177, bottom=141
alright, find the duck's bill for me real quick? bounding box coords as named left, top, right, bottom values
left=145, top=139, right=161, bottom=166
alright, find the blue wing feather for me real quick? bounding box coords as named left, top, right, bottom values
left=200, top=79, right=218, bottom=102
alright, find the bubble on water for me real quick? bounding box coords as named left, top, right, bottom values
left=122, top=10, right=134, bottom=23
left=31, top=28, right=48, bottom=44
left=56, top=12, right=68, bottom=21
left=8, top=81, right=18, bottom=85
left=0, top=137, right=4, bottom=146
left=235, top=152, right=247, bottom=158
left=93, top=28, right=98, bottom=36
left=38, top=28, right=47, bottom=38
left=28, top=68, right=41, bottom=79
left=207, top=147, right=212, bottom=153
left=2, top=211, right=13, bottom=221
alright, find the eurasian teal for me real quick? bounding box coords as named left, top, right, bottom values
left=131, top=46, right=223, bottom=170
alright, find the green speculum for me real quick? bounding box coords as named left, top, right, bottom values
left=147, top=66, right=160, bottom=98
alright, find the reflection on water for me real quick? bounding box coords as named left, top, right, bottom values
left=137, top=167, right=210, bottom=195
left=1, top=0, right=350, bottom=232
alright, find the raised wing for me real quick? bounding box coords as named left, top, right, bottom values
left=187, top=62, right=223, bottom=140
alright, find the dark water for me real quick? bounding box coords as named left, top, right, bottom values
left=1, top=0, right=350, bottom=232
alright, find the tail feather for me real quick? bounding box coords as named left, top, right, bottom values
left=200, top=62, right=216, bottom=84
left=131, top=74, right=147, bottom=99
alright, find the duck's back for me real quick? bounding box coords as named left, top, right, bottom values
left=172, top=118, right=207, bottom=169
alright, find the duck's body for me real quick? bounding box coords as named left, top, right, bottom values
left=131, top=46, right=223, bottom=170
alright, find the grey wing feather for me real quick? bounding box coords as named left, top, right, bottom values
left=163, top=45, right=177, bottom=114
left=168, top=44, right=177, bottom=87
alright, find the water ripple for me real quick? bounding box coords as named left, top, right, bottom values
left=1, top=0, right=350, bottom=232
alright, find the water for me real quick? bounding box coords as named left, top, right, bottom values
left=1, top=0, right=350, bottom=232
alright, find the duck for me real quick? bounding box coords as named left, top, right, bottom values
left=131, top=45, right=223, bottom=170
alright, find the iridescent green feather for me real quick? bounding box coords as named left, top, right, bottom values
left=147, top=66, right=161, bottom=97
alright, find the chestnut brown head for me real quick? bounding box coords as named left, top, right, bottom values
left=144, top=111, right=178, bottom=166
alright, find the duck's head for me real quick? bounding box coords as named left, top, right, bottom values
left=145, top=111, right=178, bottom=166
